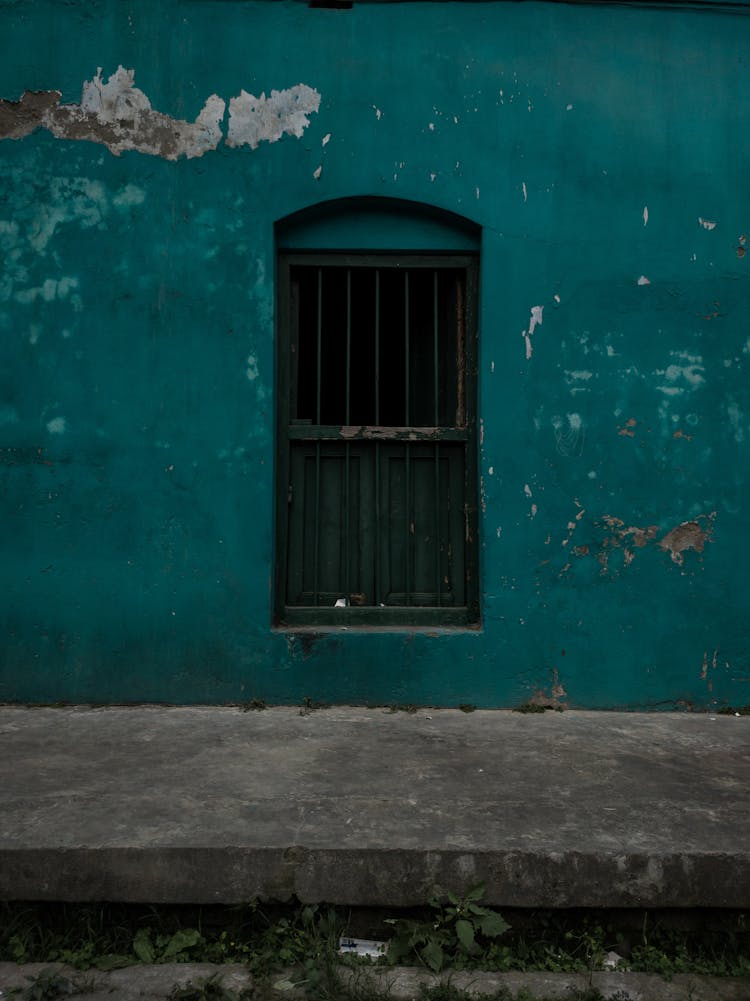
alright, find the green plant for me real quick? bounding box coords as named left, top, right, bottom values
left=132, top=927, right=205, bottom=964
left=385, top=885, right=510, bottom=972
left=241, top=699, right=267, bottom=712
left=14, top=970, right=95, bottom=1001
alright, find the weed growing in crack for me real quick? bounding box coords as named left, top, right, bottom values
left=385, top=885, right=510, bottom=972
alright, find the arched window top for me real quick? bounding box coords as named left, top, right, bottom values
left=276, top=196, right=480, bottom=253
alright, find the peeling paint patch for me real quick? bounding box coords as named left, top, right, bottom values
left=0, top=68, right=225, bottom=159
left=700, top=649, right=718, bottom=691
left=522, top=305, right=543, bottom=359
left=46, top=416, right=66, bottom=434
left=529, top=668, right=567, bottom=709
left=1, top=69, right=321, bottom=160
left=659, top=513, right=715, bottom=566
left=113, top=184, right=146, bottom=208
left=618, top=417, right=637, bottom=437
left=658, top=352, right=705, bottom=393
left=227, top=84, right=320, bottom=149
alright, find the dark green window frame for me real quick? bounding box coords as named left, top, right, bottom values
left=274, top=251, right=479, bottom=628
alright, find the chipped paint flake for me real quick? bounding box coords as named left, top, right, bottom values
left=227, top=84, right=321, bottom=150
left=313, top=165, right=322, bottom=180
left=322, top=133, right=331, bottom=147
left=46, top=416, right=66, bottom=434
left=643, top=206, right=648, bottom=226
left=522, top=181, right=528, bottom=202
left=698, top=217, right=717, bottom=231
left=637, top=275, right=651, bottom=286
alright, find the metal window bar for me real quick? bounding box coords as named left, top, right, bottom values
left=345, top=269, right=351, bottom=602
left=374, top=269, right=380, bottom=606
left=313, top=267, right=322, bottom=605
left=404, top=271, right=411, bottom=606
left=433, top=270, right=441, bottom=608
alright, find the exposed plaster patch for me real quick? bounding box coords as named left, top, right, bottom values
left=637, top=275, right=651, bottom=286
left=529, top=668, right=567, bottom=709
left=643, top=206, right=648, bottom=226
left=565, top=370, right=593, bottom=394
left=313, top=165, right=322, bottom=180
left=0, top=68, right=224, bottom=159
left=657, top=352, right=705, bottom=394
left=227, top=84, right=320, bottom=149
left=46, top=416, right=66, bottom=434
left=659, top=513, right=715, bottom=566
left=246, top=355, right=259, bottom=381
left=113, top=183, right=146, bottom=208
left=698, top=217, right=717, bottom=231
left=522, top=305, right=543, bottom=359
left=700, top=649, right=718, bottom=691
left=1, top=69, right=321, bottom=160
left=522, top=181, right=528, bottom=203
left=322, top=133, right=331, bottom=147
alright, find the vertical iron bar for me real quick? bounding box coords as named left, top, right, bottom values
left=404, top=271, right=411, bottom=605
left=345, top=270, right=351, bottom=602
left=456, top=274, right=465, bottom=428
left=316, top=269, right=322, bottom=426
left=404, top=271, right=410, bottom=426
left=374, top=271, right=380, bottom=605
left=433, top=271, right=441, bottom=608
left=313, top=268, right=322, bottom=605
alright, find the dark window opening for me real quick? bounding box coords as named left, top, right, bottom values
left=275, top=252, right=479, bottom=627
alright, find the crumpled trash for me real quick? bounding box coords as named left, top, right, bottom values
left=338, top=936, right=387, bottom=959
left=602, top=950, right=624, bottom=970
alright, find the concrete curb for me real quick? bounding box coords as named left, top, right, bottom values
left=1, top=963, right=750, bottom=1001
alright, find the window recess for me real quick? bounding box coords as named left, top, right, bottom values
left=275, top=252, right=478, bottom=627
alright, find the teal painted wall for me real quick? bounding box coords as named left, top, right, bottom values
left=1, top=0, right=749, bottom=708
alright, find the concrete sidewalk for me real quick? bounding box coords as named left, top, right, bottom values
left=1, top=706, right=748, bottom=907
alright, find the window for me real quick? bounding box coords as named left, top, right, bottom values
left=275, top=252, right=478, bottom=627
